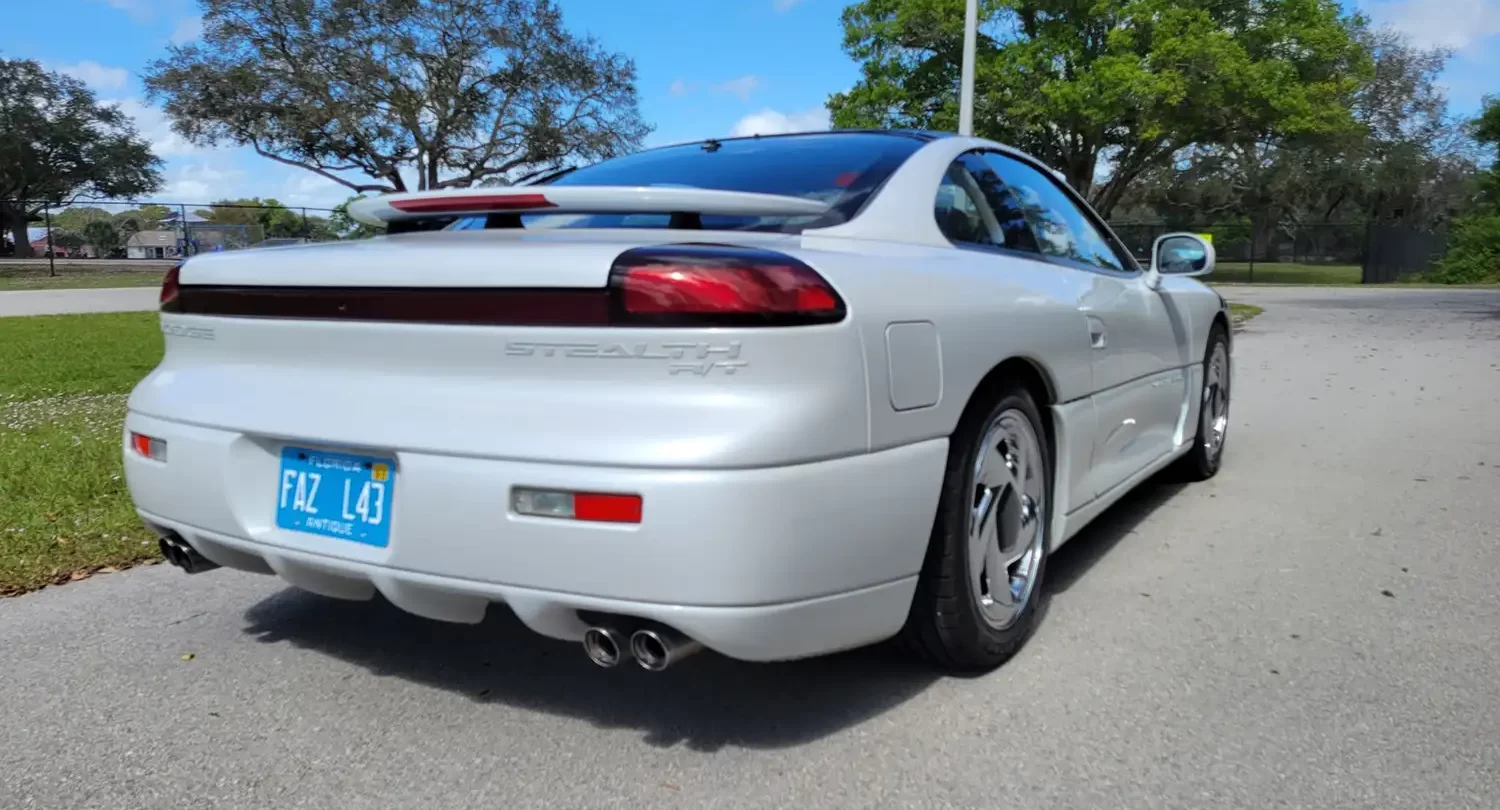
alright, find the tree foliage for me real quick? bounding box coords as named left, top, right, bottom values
left=330, top=197, right=386, bottom=239
left=0, top=59, right=162, bottom=256
left=143, top=0, right=651, bottom=195
left=82, top=219, right=125, bottom=258
left=828, top=0, right=1367, bottom=217
left=1429, top=96, right=1500, bottom=284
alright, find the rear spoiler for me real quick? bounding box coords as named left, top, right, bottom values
left=346, top=186, right=832, bottom=226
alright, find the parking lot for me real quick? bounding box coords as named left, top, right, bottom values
left=1, top=286, right=1497, bottom=809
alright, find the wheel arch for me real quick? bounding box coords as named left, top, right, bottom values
left=960, top=356, right=1058, bottom=450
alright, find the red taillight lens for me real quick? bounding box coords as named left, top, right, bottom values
left=609, top=245, right=844, bottom=326
left=160, top=264, right=182, bottom=311
left=129, top=431, right=167, bottom=461
left=511, top=488, right=643, bottom=524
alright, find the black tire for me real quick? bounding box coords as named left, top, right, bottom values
left=901, top=381, right=1053, bottom=673
left=1172, top=324, right=1231, bottom=482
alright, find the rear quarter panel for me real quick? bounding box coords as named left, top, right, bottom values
left=794, top=237, right=1096, bottom=451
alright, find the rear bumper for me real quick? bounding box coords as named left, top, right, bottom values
left=123, top=411, right=946, bottom=662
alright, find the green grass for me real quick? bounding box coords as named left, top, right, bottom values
left=1212, top=262, right=1362, bottom=285
left=0, top=270, right=165, bottom=291
left=1228, top=302, right=1263, bottom=327
left=0, top=312, right=164, bottom=595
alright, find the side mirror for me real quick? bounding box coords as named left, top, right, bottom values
left=1148, top=233, right=1215, bottom=285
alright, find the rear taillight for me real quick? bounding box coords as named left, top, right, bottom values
left=160, top=264, right=182, bottom=311
left=608, top=245, right=845, bottom=326
left=156, top=245, right=845, bottom=328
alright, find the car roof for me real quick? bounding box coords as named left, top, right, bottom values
left=636, top=129, right=954, bottom=154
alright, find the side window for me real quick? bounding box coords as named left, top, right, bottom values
left=934, top=160, right=1042, bottom=253
left=981, top=153, right=1129, bottom=272
left=934, top=164, right=994, bottom=246
left=955, top=153, right=1040, bottom=254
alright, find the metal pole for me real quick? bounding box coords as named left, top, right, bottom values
left=44, top=203, right=56, bottom=276
left=180, top=204, right=189, bottom=257
left=958, top=0, right=978, bottom=136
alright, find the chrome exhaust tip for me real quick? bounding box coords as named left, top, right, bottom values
left=582, top=625, right=628, bottom=668
left=629, top=626, right=703, bottom=672
left=158, top=532, right=220, bottom=575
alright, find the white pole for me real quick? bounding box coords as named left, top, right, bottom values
left=958, top=0, right=978, bottom=136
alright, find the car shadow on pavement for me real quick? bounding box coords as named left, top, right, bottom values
left=241, top=587, right=940, bottom=752
left=1044, top=475, right=1188, bottom=594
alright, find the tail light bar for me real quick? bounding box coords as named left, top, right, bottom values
left=609, top=245, right=845, bottom=327
left=156, top=244, right=845, bottom=327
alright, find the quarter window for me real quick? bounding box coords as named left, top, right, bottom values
left=934, top=157, right=1040, bottom=253
left=981, top=153, right=1128, bottom=272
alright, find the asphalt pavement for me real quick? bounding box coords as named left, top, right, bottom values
left=0, top=287, right=159, bottom=317
left=2, top=285, right=1497, bottom=809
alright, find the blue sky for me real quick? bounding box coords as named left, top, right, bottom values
left=8, top=0, right=1500, bottom=211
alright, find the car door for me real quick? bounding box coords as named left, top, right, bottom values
left=931, top=154, right=1102, bottom=517
left=979, top=152, right=1187, bottom=500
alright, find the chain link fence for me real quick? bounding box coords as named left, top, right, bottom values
left=1108, top=219, right=1447, bottom=283
left=1, top=199, right=340, bottom=277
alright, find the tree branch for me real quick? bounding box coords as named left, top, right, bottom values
left=250, top=142, right=397, bottom=194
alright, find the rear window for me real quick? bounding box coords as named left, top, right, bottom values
left=449, top=133, right=925, bottom=233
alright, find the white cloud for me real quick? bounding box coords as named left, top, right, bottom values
left=54, top=61, right=129, bottom=92
left=1361, top=0, right=1500, bottom=50
left=711, top=75, right=765, bottom=102
left=170, top=15, right=204, bottom=44
left=110, top=98, right=203, bottom=157
left=730, top=107, right=831, bottom=137
left=92, top=0, right=153, bottom=21
left=161, top=163, right=244, bottom=203
left=773, top=0, right=804, bottom=10
left=668, top=78, right=695, bottom=97
left=280, top=172, right=353, bottom=209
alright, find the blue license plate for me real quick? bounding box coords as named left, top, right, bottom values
left=275, top=446, right=395, bottom=547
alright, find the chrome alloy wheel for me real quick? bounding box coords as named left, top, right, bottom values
left=1203, top=342, right=1230, bottom=458
left=967, top=409, right=1046, bottom=629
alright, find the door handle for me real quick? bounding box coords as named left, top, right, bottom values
left=1086, top=316, right=1107, bottom=350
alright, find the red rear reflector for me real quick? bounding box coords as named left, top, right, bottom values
left=610, top=245, right=844, bottom=326
left=572, top=493, right=644, bottom=524
left=130, top=432, right=167, bottom=461
left=389, top=194, right=555, bottom=213
left=511, top=488, right=642, bottom=524
left=160, top=264, right=181, bottom=310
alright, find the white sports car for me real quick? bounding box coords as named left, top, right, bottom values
left=125, top=131, right=1231, bottom=673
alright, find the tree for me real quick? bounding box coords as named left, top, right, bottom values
left=50, top=206, right=114, bottom=234
left=330, top=197, right=386, bottom=240
left=1121, top=23, right=1476, bottom=259
left=1430, top=97, right=1500, bottom=283
left=113, top=205, right=172, bottom=241
left=0, top=59, right=162, bottom=257
left=143, top=0, right=650, bottom=195
left=82, top=219, right=124, bottom=258
left=827, top=0, right=1368, bottom=217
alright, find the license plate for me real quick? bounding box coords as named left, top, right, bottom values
left=275, top=446, right=394, bottom=547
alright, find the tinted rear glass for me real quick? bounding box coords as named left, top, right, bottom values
left=449, top=133, right=925, bottom=233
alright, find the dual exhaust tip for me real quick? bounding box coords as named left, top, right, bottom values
left=582, top=623, right=703, bottom=672
left=158, top=532, right=220, bottom=574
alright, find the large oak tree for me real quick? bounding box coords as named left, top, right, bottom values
left=0, top=59, right=162, bottom=257
left=827, top=0, right=1368, bottom=218
left=144, top=0, right=651, bottom=195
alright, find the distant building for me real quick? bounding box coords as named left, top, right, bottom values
left=126, top=231, right=180, bottom=260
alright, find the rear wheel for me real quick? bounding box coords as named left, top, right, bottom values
left=902, top=382, right=1051, bottom=672
left=1172, top=326, right=1231, bottom=481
